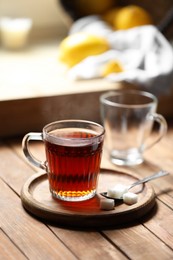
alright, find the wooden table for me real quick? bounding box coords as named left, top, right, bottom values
left=1, top=123, right=173, bottom=260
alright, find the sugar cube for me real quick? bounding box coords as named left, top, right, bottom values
left=100, top=198, right=115, bottom=210
left=107, top=184, right=128, bottom=199
left=123, top=192, right=138, bottom=205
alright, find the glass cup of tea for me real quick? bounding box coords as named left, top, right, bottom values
left=22, top=120, right=105, bottom=202
left=100, top=90, right=167, bottom=166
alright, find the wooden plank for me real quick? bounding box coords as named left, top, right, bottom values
left=142, top=199, right=173, bottom=250
left=49, top=228, right=128, bottom=260
left=103, top=222, right=173, bottom=259
left=0, top=179, right=77, bottom=260
left=0, top=229, right=27, bottom=260
left=0, top=142, right=36, bottom=194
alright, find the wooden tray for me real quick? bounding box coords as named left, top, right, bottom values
left=21, top=168, right=156, bottom=229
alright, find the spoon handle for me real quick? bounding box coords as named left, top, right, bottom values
left=129, top=170, right=169, bottom=190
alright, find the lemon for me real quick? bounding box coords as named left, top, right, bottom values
left=113, top=5, right=152, bottom=30
left=101, top=60, right=123, bottom=77
left=59, top=33, right=110, bottom=67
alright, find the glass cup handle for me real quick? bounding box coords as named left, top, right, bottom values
left=22, top=132, right=47, bottom=170
left=144, top=113, right=167, bottom=151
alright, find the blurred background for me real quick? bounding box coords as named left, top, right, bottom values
left=0, top=0, right=69, bottom=41
left=0, top=0, right=173, bottom=41
left=0, top=0, right=173, bottom=137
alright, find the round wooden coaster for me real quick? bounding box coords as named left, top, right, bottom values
left=21, top=168, right=155, bottom=229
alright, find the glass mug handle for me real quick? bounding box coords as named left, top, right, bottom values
left=22, top=132, right=47, bottom=171
left=144, top=113, right=167, bottom=151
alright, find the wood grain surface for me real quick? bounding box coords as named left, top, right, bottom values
left=0, top=125, right=173, bottom=259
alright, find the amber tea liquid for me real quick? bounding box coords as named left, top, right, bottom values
left=45, top=128, right=104, bottom=201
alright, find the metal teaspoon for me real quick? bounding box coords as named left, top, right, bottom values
left=100, top=170, right=169, bottom=200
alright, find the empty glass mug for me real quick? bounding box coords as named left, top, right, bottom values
left=22, top=120, right=105, bottom=202
left=100, top=90, right=167, bottom=166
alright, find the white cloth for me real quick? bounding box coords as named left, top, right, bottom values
left=68, top=16, right=173, bottom=96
